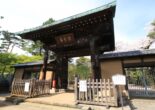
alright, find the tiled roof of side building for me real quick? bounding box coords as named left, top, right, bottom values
left=12, top=59, right=55, bottom=68
left=99, top=49, right=155, bottom=59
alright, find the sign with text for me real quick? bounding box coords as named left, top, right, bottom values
left=79, top=80, right=87, bottom=92
left=24, top=82, right=30, bottom=92
left=112, top=74, right=126, bottom=85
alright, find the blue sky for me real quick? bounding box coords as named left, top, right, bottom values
left=114, top=0, right=155, bottom=42
left=0, top=0, right=155, bottom=53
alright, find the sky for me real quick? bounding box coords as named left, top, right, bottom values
left=0, top=0, right=155, bottom=54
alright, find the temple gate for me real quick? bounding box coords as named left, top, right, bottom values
left=16, top=1, right=116, bottom=90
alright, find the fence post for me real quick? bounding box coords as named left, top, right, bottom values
left=75, top=76, right=78, bottom=104
left=100, top=79, right=103, bottom=103
left=11, top=78, right=15, bottom=95
left=113, top=84, right=118, bottom=106
left=89, top=78, right=91, bottom=102
left=29, top=79, right=34, bottom=97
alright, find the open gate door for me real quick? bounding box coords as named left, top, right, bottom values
left=125, top=67, right=155, bottom=98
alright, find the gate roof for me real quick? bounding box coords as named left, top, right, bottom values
left=16, top=1, right=116, bottom=57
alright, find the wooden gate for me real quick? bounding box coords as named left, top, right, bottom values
left=126, top=67, right=155, bottom=98
left=74, top=77, right=118, bottom=107
left=11, top=78, right=51, bottom=98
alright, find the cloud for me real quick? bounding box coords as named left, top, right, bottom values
left=0, top=0, right=108, bottom=32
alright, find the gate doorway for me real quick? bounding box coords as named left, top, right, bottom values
left=68, top=56, right=92, bottom=90
left=125, top=67, right=155, bottom=98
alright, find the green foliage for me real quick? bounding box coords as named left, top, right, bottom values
left=0, top=53, right=16, bottom=65
left=0, top=53, right=42, bottom=75
left=16, top=55, right=42, bottom=63
left=76, top=57, right=91, bottom=79
left=127, top=67, right=155, bottom=86
left=0, top=16, right=4, bottom=19
left=68, top=63, right=76, bottom=81
left=68, top=57, right=91, bottom=81
left=42, top=18, right=55, bottom=26
left=21, top=40, right=43, bottom=56
left=21, top=17, right=55, bottom=56
left=0, top=53, right=17, bottom=74
left=128, top=69, right=142, bottom=84
left=0, top=31, right=21, bottom=53
left=148, top=32, right=155, bottom=38
left=148, top=19, right=155, bottom=39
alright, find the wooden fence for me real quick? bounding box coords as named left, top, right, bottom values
left=75, top=77, right=118, bottom=107
left=11, top=79, right=51, bottom=98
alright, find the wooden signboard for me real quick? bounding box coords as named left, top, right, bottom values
left=79, top=80, right=87, bottom=92
left=112, top=74, right=126, bottom=85
left=24, top=82, right=30, bottom=92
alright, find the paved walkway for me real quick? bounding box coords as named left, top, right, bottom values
left=129, top=99, right=155, bottom=110
left=0, top=101, right=130, bottom=110
left=26, top=92, right=130, bottom=110
left=1, top=92, right=155, bottom=110
left=26, top=92, right=76, bottom=107
left=0, top=92, right=131, bottom=110
left=0, top=102, right=80, bottom=110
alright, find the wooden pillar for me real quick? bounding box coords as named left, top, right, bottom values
left=55, top=54, right=60, bottom=89
left=43, top=48, right=49, bottom=80
left=90, top=36, right=101, bottom=79
left=61, top=57, right=68, bottom=89
left=55, top=54, right=68, bottom=89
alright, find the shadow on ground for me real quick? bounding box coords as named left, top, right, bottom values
left=127, top=99, right=137, bottom=110
left=0, top=100, right=15, bottom=107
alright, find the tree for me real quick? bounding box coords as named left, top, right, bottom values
left=21, top=18, right=55, bottom=56
left=0, top=31, right=24, bottom=76
left=75, top=57, right=91, bottom=79
left=21, top=40, right=44, bottom=56
left=16, top=55, right=42, bottom=64
left=68, top=57, right=91, bottom=86
left=0, top=53, right=17, bottom=75
left=148, top=20, right=155, bottom=39
left=142, top=19, right=155, bottom=49
left=0, top=17, right=21, bottom=53
left=0, top=53, right=42, bottom=77
left=68, top=63, right=76, bottom=82
left=42, top=18, right=55, bottom=26
left=0, top=31, right=22, bottom=53
left=0, top=16, right=43, bottom=77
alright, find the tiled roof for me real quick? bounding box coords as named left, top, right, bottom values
left=16, top=1, right=116, bottom=35
left=13, top=60, right=55, bottom=67
left=99, top=49, right=155, bottom=59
